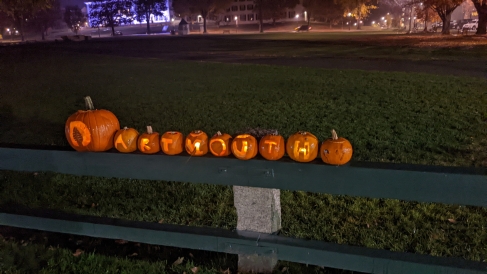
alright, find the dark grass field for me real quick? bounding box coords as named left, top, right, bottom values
left=1, top=32, right=487, bottom=272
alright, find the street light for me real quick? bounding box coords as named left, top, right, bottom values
left=235, top=16, right=238, bottom=33
left=295, top=14, right=299, bottom=19
left=347, top=13, right=352, bottom=30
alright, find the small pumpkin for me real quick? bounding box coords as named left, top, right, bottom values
left=114, top=127, right=139, bottom=153
left=65, top=96, right=120, bottom=152
left=160, top=131, right=184, bottom=155
left=231, top=134, right=258, bottom=160
left=209, top=131, right=232, bottom=157
left=185, top=130, right=208, bottom=156
left=320, top=129, right=353, bottom=165
left=138, top=126, right=160, bottom=154
left=259, top=132, right=285, bottom=161
left=286, top=131, right=319, bottom=162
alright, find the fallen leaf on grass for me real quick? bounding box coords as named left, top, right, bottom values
left=220, top=268, right=231, bottom=274
left=73, top=249, right=84, bottom=257
left=115, top=239, right=128, bottom=244
left=172, top=256, right=184, bottom=266
left=128, top=253, right=138, bottom=257
left=158, top=219, right=164, bottom=224
left=48, top=246, right=56, bottom=251
left=448, top=219, right=457, bottom=223
left=281, top=266, right=288, bottom=272
left=191, top=267, right=199, bottom=273
left=189, top=252, right=194, bottom=258
left=91, top=203, right=96, bottom=208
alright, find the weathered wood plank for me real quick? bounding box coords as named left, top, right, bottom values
left=0, top=209, right=485, bottom=274
left=0, top=147, right=486, bottom=207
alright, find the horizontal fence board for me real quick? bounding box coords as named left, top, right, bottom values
left=1, top=210, right=486, bottom=274
left=1, top=147, right=486, bottom=207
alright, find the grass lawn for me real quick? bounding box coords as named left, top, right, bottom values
left=35, top=31, right=487, bottom=62
left=1, top=35, right=487, bottom=271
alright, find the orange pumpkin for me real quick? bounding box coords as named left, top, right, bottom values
left=209, top=131, right=232, bottom=157
left=160, top=131, right=184, bottom=155
left=259, top=132, right=285, bottom=161
left=286, top=131, right=319, bottom=162
left=185, top=130, right=208, bottom=156
left=65, top=96, right=120, bottom=152
left=231, top=134, right=258, bottom=160
left=320, top=129, right=353, bottom=165
left=137, top=126, right=160, bottom=154
left=114, top=127, right=139, bottom=153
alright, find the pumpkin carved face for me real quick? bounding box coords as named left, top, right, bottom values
left=259, top=133, right=285, bottom=161
left=160, top=131, right=184, bottom=155
left=65, top=96, right=120, bottom=152
left=114, top=127, right=139, bottom=153
left=286, top=131, right=319, bottom=162
left=231, top=134, right=258, bottom=160
left=209, top=131, right=232, bottom=157
left=138, top=126, right=160, bottom=154
left=320, top=129, right=353, bottom=165
left=185, top=130, right=208, bottom=156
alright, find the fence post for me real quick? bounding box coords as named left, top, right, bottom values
left=233, top=186, right=281, bottom=273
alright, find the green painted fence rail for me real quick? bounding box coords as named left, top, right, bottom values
left=0, top=206, right=486, bottom=274
left=1, top=146, right=487, bottom=273
left=0, top=147, right=486, bottom=206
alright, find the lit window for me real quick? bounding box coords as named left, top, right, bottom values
left=247, top=14, right=254, bottom=20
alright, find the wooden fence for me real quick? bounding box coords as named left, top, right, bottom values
left=1, top=147, right=486, bottom=273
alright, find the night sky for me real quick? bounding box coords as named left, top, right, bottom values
left=60, top=0, right=86, bottom=8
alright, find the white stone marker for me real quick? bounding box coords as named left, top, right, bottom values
left=233, top=185, right=281, bottom=273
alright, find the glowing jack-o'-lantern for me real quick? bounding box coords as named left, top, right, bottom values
left=65, top=96, right=120, bottom=152
left=286, top=131, right=319, bottom=162
left=231, top=134, right=258, bottom=160
left=320, top=129, right=353, bottom=165
left=114, top=127, right=139, bottom=153
left=160, top=131, right=184, bottom=155
left=259, top=132, right=285, bottom=161
left=138, top=126, right=160, bottom=154
left=185, top=130, right=208, bottom=156
left=209, top=131, right=232, bottom=157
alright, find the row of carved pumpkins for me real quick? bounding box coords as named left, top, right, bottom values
left=65, top=97, right=353, bottom=165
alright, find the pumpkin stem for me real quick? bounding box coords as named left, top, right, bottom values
left=84, top=96, right=94, bottom=110
left=216, top=131, right=222, bottom=136
left=123, top=126, right=128, bottom=130
left=147, top=126, right=153, bottom=134
left=331, top=129, right=338, bottom=140
left=194, top=130, right=201, bottom=134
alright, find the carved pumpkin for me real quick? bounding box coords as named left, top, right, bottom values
left=114, top=127, right=139, bottom=153
left=286, top=131, right=319, bottom=162
left=209, top=131, right=232, bottom=157
left=231, top=134, right=258, bottom=160
left=160, top=131, right=184, bottom=155
left=320, top=129, right=353, bottom=165
left=185, top=130, right=208, bottom=156
left=65, top=96, right=120, bottom=152
left=137, top=126, right=160, bottom=154
left=259, top=132, right=285, bottom=161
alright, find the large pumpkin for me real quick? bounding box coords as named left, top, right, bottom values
left=138, top=126, right=160, bottom=154
left=259, top=132, right=285, bottom=161
left=114, top=127, right=139, bottom=153
left=209, top=131, right=232, bottom=157
left=160, top=131, right=184, bottom=155
left=65, top=96, right=120, bottom=152
left=231, top=134, right=258, bottom=160
left=286, top=131, right=319, bottom=162
left=320, top=129, right=353, bottom=165
left=185, top=130, right=208, bottom=156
